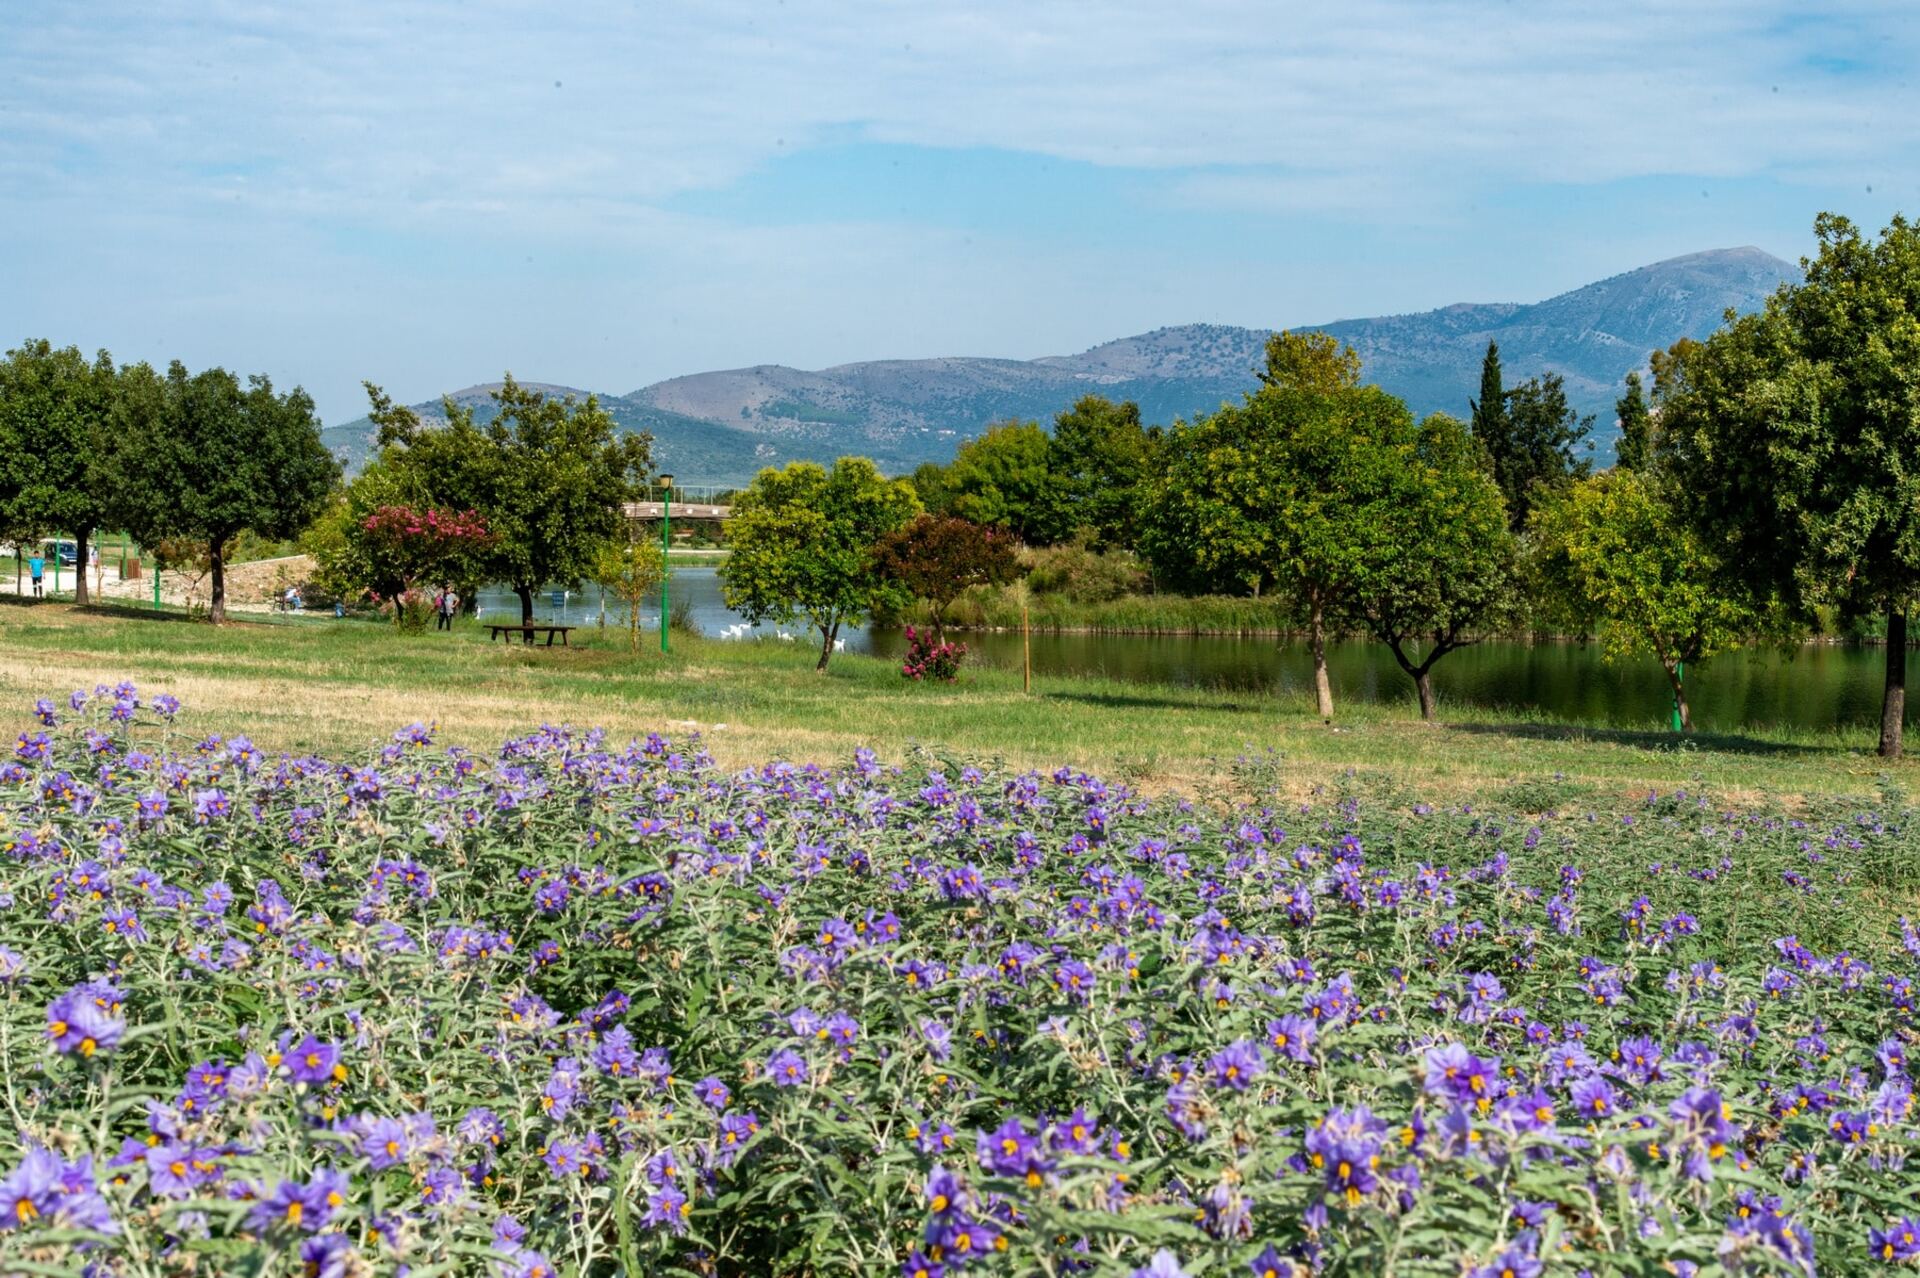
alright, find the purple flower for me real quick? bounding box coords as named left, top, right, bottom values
left=0, top=1150, right=61, bottom=1229
left=643, top=1183, right=691, bottom=1234
left=767, top=1048, right=808, bottom=1087
left=1423, top=1043, right=1499, bottom=1107
left=282, top=1034, right=346, bottom=1085
left=1872, top=1217, right=1920, bottom=1262
left=246, top=1170, right=348, bottom=1233
left=1249, top=1245, right=1295, bottom=1278
left=46, top=982, right=125, bottom=1057
left=1265, top=1014, right=1317, bottom=1063
left=976, top=1118, right=1054, bottom=1186
left=1209, top=1040, right=1266, bottom=1091
left=1131, top=1251, right=1190, bottom=1278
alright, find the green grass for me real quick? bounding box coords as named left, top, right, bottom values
left=0, top=595, right=1902, bottom=803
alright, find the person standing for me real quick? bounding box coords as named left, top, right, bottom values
left=436, top=586, right=456, bottom=631
left=27, top=554, right=44, bottom=598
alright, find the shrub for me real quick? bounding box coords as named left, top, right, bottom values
left=900, top=624, right=966, bottom=681
left=1021, top=536, right=1150, bottom=603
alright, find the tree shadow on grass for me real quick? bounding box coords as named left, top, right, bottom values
left=1039, top=688, right=1262, bottom=715
left=1440, top=718, right=1841, bottom=760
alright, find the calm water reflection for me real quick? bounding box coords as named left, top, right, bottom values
left=474, top=569, right=1899, bottom=733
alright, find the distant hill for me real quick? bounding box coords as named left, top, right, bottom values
left=323, top=247, right=1796, bottom=481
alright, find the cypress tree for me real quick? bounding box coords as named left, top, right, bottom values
left=1614, top=371, right=1653, bottom=471
left=1469, top=340, right=1506, bottom=444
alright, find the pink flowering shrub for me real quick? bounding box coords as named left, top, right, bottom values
left=357, top=505, right=494, bottom=624
left=900, top=625, right=966, bottom=682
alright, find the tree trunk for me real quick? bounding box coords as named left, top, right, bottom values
left=208, top=542, right=227, bottom=625
left=72, top=529, right=89, bottom=606
left=1663, top=660, right=1692, bottom=733
left=1386, top=639, right=1441, bottom=722
left=1309, top=596, right=1334, bottom=720
left=514, top=583, right=535, bottom=629
left=1415, top=670, right=1436, bottom=721
left=816, top=619, right=839, bottom=672
left=1880, top=609, right=1907, bottom=759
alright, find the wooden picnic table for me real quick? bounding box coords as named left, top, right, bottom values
left=488, top=623, right=575, bottom=647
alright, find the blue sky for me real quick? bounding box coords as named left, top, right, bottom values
left=3, top=1, right=1917, bottom=423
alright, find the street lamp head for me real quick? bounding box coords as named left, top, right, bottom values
left=659, top=473, right=675, bottom=490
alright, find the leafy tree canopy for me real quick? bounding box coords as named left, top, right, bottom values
left=1613, top=371, right=1653, bottom=472
left=945, top=421, right=1072, bottom=546
left=1335, top=412, right=1519, bottom=720
left=719, top=458, right=919, bottom=670
left=1047, top=395, right=1159, bottom=552
left=1659, top=213, right=1920, bottom=755
left=1479, top=371, right=1592, bottom=531
left=364, top=375, right=653, bottom=622
left=1147, top=354, right=1413, bottom=718
left=1529, top=469, right=1760, bottom=732
left=872, top=514, right=1019, bottom=639
left=0, top=340, right=121, bottom=603
left=113, top=361, right=336, bottom=623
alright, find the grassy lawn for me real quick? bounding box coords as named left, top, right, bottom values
left=0, top=596, right=1902, bottom=804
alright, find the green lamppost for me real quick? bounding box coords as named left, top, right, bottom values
left=658, top=474, right=673, bottom=654
left=1671, top=660, right=1685, bottom=733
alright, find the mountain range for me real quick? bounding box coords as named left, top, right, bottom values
left=322, top=246, right=1797, bottom=483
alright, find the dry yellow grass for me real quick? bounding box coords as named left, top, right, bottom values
left=0, top=599, right=1901, bottom=805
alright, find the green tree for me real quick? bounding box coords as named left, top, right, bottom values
left=302, top=465, right=402, bottom=606
left=1529, top=470, right=1756, bottom=732
left=1148, top=335, right=1404, bottom=719
left=365, top=375, right=653, bottom=623
left=872, top=514, right=1019, bottom=640
left=1469, top=340, right=1506, bottom=453
left=1483, top=372, right=1593, bottom=531
left=1047, top=395, right=1159, bottom=551
left=908, top=461, right=955, bottom=516
left=1337, top=413, right=1518, bottom=720
left=112, top=362, right=337, bottom=623
left=591, top=532, right=666, bottom=652
left=1614, top=371, right=1653, bottom=472
left=945, top=421, right=1070, bottom=545
left=720, top=458, right=919, bottom=670
left=0, top=340, right=121, bottom=605
left=1659, top=212, right=1920, bottom=756
left=1260, top=330, right=1363, bottom=395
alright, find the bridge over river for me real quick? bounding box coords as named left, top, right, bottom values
left=624, top=482, right=732, bottom=521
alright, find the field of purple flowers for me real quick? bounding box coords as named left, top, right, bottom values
left=1, top=686, right=1918, bottom=1276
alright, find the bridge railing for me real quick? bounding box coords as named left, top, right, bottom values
left=643, top=483, right=732, bottom=503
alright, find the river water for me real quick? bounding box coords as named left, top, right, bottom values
left=473, top=569, right=1900, bottom=733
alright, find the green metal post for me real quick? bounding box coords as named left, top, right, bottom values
left=153, top=560, right=161, bottom=611
left=1671, top=660, right=1684, bottom=732
left=659, top=487, right=672, bottom=653
left=52, top=537, right=60, bottom=596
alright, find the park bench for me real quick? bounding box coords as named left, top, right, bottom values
left=488, top=623, right=575, bottom=647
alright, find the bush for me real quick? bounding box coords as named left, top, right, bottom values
left=900, top=624, right=966, bottom=681
left=1020, top=536, right=1150, bottom=603
left=394, top=589, right=433, bottom=633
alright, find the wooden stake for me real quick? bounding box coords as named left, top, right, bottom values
left=1022, top=596, right=1031, bottom=694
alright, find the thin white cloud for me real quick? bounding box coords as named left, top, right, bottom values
left=1, top=0, right=1915, bottom=417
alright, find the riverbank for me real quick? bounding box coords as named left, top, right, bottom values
left=0, top=596, right=1901, bottom=803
